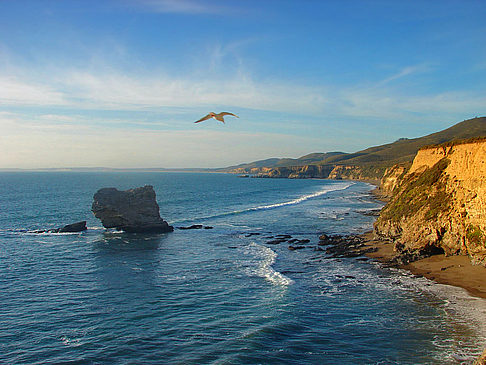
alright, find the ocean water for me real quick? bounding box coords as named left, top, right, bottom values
left=0, top=172, right=485, bottom=364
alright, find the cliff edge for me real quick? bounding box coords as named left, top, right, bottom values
left=374, top=139, right=486, bottom=266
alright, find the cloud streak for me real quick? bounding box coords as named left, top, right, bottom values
left=136, top=0, right=228, bottom=14
left=0, top=76, right=66, bottom=106
left=1, top=65, right=484, bottom=125
left=378, top=64, right=431, bottom=86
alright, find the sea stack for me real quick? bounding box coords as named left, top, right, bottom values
left=92, top=185, right=173, bottom=233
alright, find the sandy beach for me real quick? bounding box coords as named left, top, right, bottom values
left=359, top=231, right=486, bottom=300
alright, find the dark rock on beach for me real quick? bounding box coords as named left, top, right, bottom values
left=92, top=185, right=173, bottom=233
left=317, top=233, right=377, bottom=258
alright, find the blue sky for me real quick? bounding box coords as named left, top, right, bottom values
left=0, top=0, right=485, bottom=168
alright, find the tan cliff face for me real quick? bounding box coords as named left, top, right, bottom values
left=375, top=141, right=486, bottom=265
left=378, top=164, right=409, bottom=197
left=233, top=164, right=385, bottom=181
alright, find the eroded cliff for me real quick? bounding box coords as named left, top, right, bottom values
left=234, top=164, right=384, bottom=181
left=375, top=140, right=486, bottom=265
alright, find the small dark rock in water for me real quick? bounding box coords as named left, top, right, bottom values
left=291, top=239, right=306, bottom=245
left=298, top=239, right=310, bottom=244
left=245, top=232, right=261, bottom=237
left=203, top=226, right=213, bottom=229
left=276, top=234, right=292, bottom=239
left=319, top=234, right=373, bottom=258
left=266, top=239, right=286, bottom=245
left=92, top=185, right=173, bottom=233
left=288, top=245, right=305, bottom=250
left=33, top=221, right=87, bottom=234
left=178, top=225, right=204, bottom=230
left=319, top=233, right=329, bottom=241
left=360, top=209, right=381, bottom=217
left=58, top=221, right=87, bottom=233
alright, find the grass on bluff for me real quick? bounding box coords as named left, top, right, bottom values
left=380, top=158, right=451, bottom=222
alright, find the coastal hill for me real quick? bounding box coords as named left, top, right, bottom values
left=223, top=117, right=486, bottom=180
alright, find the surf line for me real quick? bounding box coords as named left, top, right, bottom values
left=172, top=182, right=355, bottom=224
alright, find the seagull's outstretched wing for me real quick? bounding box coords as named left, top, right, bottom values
left=194, top=114, right=213, bottom=123
left=219, top=112, right=239, bottom=118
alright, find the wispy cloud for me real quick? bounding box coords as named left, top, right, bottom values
left=39, top=114, right=76, bottom=123
left=378, top=64, right=431, bottom=86
left=0, top=68, right=328, bottom=114
left=2, top=65, right=484, bottom=125
left=137, top=0, right=228, bottom=14
left=0, top=76, right=66, bottom=106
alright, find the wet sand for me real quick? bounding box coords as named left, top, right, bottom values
left=359, top=231, right=486, bottom=300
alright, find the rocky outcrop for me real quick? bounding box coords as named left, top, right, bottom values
left=33, top=221, right=87, bottom=234
left=92, top=185, right=173, bottom=233
left=58, top=221, right=88, bottom=233
left=378, top=163, right=409, bottom=197
left=327, top=165, right=384, bottom=182
left=375, top=140, right=486, bottom=266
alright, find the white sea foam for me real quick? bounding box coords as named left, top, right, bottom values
left=60, top=335, right=83, bottom=347
left=173, top=182, right=354, bottom=223
left=312, top=259, right=486, bottom=355
left=241, top=242, right=293, bottom=286
left=369, top=262, right=486, bottom=360
left=248, top=182, right=354, bottom=212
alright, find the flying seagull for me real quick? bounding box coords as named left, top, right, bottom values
left=194, top=112, right=239, bottom=124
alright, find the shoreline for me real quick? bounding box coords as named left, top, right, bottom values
left=358, top=231, right=486, bottom=300
left=362, top=181, right=486, bottom=300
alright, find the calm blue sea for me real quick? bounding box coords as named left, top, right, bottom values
left=0, top=172, right=485, bottom=364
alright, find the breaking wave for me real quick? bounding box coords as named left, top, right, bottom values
left=241, top=242, right=293, bottom=286
left=173, top=182, right=354, bottom=223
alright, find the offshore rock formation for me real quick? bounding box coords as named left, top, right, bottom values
left=375, top=140, right=486, bottom=266
left=92, top=185, right=173, bottom=233
left=33, top=221, right=87, bottom=234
